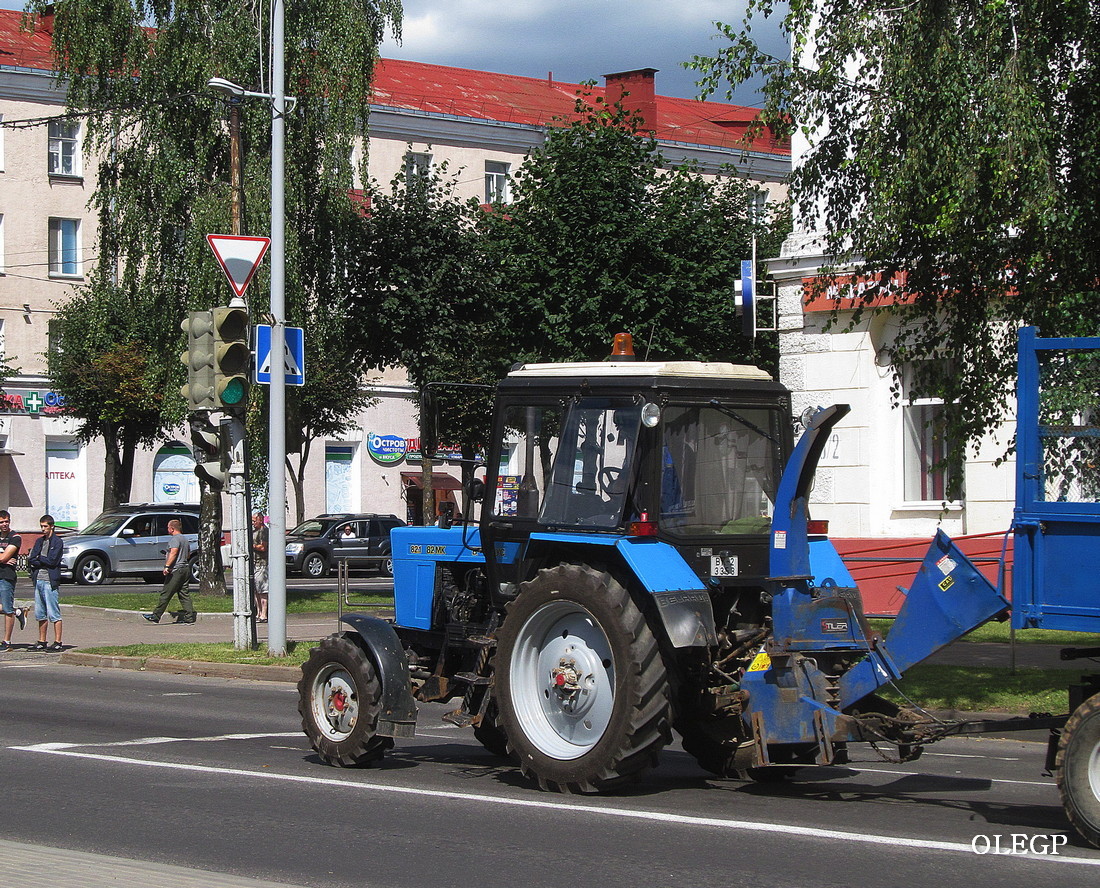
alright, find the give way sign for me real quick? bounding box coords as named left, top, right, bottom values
left=206, top=234, right=270, bottom=299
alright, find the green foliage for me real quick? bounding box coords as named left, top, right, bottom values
left=480, top=91, right=783, bottom=368
left=692, top=1, right=1100, bottom=492
left=348, top=160, right=504, bottom=457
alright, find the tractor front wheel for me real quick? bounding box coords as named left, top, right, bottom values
left=298, top=633, right=393, bottom=767
left=496, top=564, right=671, bottom=792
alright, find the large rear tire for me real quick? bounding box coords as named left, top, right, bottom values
left=1057, top=692, right=1100, bottom=847
left=473, top=700, right=511, bottom=759
left=298, top=633, right=394, bottom=767
left=495, top=564, right=671, bottom=792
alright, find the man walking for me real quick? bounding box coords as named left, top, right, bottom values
left=0, top=510, right=25, bottom=652
left=26, top=515, right=64, bottom=652
left=143, top=519, right=196, bottom=624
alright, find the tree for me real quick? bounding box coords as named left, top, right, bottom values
left=479, top=92, right=785, bottom=367
left=692, top=1, right=1100, bottom=489
left=29, top=0, right=401, bottom=554
left=48, top=288, right=174, bottom=507
left=347, top=162, right=503, bottom=521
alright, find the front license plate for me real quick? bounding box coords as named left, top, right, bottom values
left=710, top=555, right=738, bottom=577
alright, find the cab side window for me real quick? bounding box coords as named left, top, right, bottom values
left=180, top=515, right=199, bottom=534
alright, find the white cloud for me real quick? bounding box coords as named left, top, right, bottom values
left=381, top=0, right=784, bottom=103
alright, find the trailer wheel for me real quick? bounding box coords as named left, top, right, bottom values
left=496, top=564, right=671, bottom=792
left=1057, top=692, right=1100, bottom=847
left=298, top=633, right=394, bottom=767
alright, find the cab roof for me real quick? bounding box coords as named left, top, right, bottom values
left=506, top=360, right=773, bottom=381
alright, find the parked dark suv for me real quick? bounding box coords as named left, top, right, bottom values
left=285, top=513, right=405, bottom=579
left=60, top=503, right=202, bottom=585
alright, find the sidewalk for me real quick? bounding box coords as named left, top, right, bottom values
left=0, top=838, right=316, bottom=888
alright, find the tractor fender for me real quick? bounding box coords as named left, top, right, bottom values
left=339, top=613, right=418, bottom=739
left=526, top=533, right=717, bottom=648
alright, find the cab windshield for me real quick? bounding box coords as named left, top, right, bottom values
left=661, top=404, right=782, bottom=535
left=494, top=398, right=642, bottom=529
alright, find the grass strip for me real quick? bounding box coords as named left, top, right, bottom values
left=66, top=591, right=393, bottom=613
left=878, top=664, right=1071, bottom=714
left=867, top=617, right=1095, bottom=647
left=79, top=641, right=314, bottom=667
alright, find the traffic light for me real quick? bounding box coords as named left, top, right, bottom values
left=180, top=311, right=216, bottom=411
left=190, top=414, right=228, bottom=491
left=212, top=305, right=251, bottom=411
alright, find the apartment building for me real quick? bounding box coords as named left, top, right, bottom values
left=0, top=10, right=791, bottom=534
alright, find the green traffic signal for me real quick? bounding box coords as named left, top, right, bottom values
left=212, top=305, right=251, bottom=410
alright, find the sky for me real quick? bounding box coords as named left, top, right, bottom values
left=0, top=1, right=786, bottom=106
left=379, top=0, right=785, bottom=105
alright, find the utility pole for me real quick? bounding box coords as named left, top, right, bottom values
left=267, top=0, right=289, bottom=656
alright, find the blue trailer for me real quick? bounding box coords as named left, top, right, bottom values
left=297, top=331, right=1100, bottom=846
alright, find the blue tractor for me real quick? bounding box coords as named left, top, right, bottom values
left=297, top=332, right=1100, bottom=845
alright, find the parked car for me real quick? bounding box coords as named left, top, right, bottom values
left=285, top=513, right=405, bottom=578
left=60, top=503, right=202, bottom=585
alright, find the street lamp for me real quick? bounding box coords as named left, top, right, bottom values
left=205, top=6, right=292, bottom=656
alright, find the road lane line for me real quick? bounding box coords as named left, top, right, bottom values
left=852, top=765, right=1054, bottom=787
left=8, top=745, right=1098, bottom=868
left=18, top=732, right=302, bottom=751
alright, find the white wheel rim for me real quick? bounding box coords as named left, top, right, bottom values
left=311, top=664, right=359, bottom=741
left=509, top=600, right=615, bottom=760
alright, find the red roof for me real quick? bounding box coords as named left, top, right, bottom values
left=0, top=9, right=55, bottom=71
left=372, top=58, right=788, bottom=156
left=0, top=9, right=788, bottom=157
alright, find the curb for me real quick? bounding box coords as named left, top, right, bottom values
left=59, top=650, right=301, bottom=683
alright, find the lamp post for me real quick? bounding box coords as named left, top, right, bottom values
left=207, top=0, right=291, bottom=655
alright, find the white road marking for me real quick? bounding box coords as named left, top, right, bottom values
left=925, top=752, right=1020, bottom=761
left=0, top=663, right=54, bottom=669
left=852, top=765, right=1054, bottom=787
left=20, top=732, right=301, bottom=751
left=8, top=744, right=1097, bottom=867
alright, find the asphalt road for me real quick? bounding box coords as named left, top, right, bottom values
left=2, top=661, right=1099, bottom=887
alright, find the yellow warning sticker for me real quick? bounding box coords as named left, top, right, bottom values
left=939, top=575, right=955, bottom=592
left=747, top=650, right=772, bottom=672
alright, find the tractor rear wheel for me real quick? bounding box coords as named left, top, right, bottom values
left=1057, top=692, right=1100, bottom=847
left=298, top=633, right=393, bottom=767
left=496, top=564, right=671, bottom=792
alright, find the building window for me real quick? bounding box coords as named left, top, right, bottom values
left=900, top=365, right=957, bottom=503
left=48, top=119, right=80, bottom=177
left=485, top=160, right=510, bottom=203
left=48, top=218, right=82, bottom=277
left=47, top=318, right=63, bottom=359
left=404, top=151, right=431, bottom=183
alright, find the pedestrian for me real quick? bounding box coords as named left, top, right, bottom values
left=26, top=514, right=64, bottom=651
left=252, top=512, right=268, bottom=623
left=143, top=519, right=196, bottom=624
left=0, top=509, right=25, bottom=652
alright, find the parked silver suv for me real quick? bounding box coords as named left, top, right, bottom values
left=60, top=504, right=201, bottom=585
